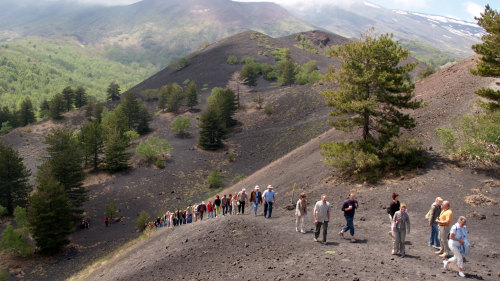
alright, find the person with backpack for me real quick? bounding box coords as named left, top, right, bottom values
left=427, top=197, right=443, bottom=249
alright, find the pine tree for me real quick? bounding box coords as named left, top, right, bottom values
left=61, top=86, right=74, bottom=112
left=136, top=104, right=151, bottom=135
left=79, top=120, right=104, bottom=170
left=43, top=128, right=86, bottom=214
left=39, top=99, right=50, bottom=119
left=0, top=141, right=31, bottom=215
left=322, top=31, right=421, bottom=143
left=198, top=105, right=227, bottom=150
left=185, top=81, right=199, bottom=110
left=94, top=102, right=104, bottom=122
left=278, top=58, right=296, bottom=85
left=49, top=93, right=66, bottom=120
left=158, top=85, right=169, bottom=112
left=208, top=88, right=238, bottom=127
left=102, top=127, right=131, bottom=173
left=166, top=83, right=184, bottom=113
left=471, top=4, right=500, bottom=112
left=18, top=97, right=36, bottom=126
left=29, top=166, right=73, bottom=255
left=240, top=64, right=258, bottom=87
left=121, top=92, right=141, bottom=131
left=107, top=82, right=121, bottom=101
left=74, top=86, right=88, bottom=109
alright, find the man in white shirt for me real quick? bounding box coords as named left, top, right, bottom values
left=262, top=185, right=275, bottom=218
left=314, top=194, right=330, bottom=244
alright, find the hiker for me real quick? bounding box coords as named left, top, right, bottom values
left=207, top=200, right=214, bottom=218
left=339, top=193, right=358, bottom=242
left=387, top=192, right=400, bottom=239
left=227, top=194, right=233, bottom=215
left=104, top=216, right=109, bottom=227
left=176, top=209, right=183, bottom=225
left=193, top=203, right=199, bottom=222
left=231, top=194, right=238, bottom=215
left=214, top=195, right=222, bottom=217
left=443, top=216, right=469, bottom=278
left=237, top=188, right=248, bottom=215
left=313, top=194, right=330, bottom=244
left=392, top=203, right=410, bottom=257
left=198, top=201, right=206, bottom=220
left=295, top=192, right=307, bottom=233
left=221, top=195, right=228, bottom=216
left=436, top=201, right=453, bottom=258
left=250, top=186, right=263, bottom=216
left=428, top=197, right=443, bottom=249
left=262, top=185, right=275, bottom=218
left=186, top=204, right=193, bottom=223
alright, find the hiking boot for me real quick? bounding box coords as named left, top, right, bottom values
left=296, top=227, right=299, bottom=232
left=458, top=271, right=465, bottom=278
left=391, top=250, right=397, bottom=255
left=435, top=250, right=443, bottom=255
left=439, top=253, right=448, bottom=258
left=351, top=238, right=356, bottom=243
left=443, top=260, right=448, bottom=270
left=338, top=230, right=344, bottom=238
left=313, top=238, right=318, bottom=242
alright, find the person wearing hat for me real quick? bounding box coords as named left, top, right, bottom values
left=250, top=185, right=263, bottom=216
left=262, top=185, right=276, bottom=218
left=237, top=188, right=248, bottom=214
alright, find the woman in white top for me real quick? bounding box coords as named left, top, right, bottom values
left=443, top=216, right=468, bottom=278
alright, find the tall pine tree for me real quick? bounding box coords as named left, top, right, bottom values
left=79, top=120, right=104, bottom=170
left=471, top=4, right=500, bottom=112
left=18, top=97, right=36, bottom=126
left=0, top=141, right=31, bottom=215
left=198, top=105, right=227, bottom=150
left=185, top=81, right=199, bottom=110
left=29, top=166, right=73, bottom=255
left=42, top=128, right=86, bottom=214
left=62, top=86, right=74, bottom=112
left=49, top=93, right=66, bottom=120
left=74, top=86, right=88, bottom=109
left=107, top=82, right=121, bottom=101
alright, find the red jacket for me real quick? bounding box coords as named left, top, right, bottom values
left=207, top=202, right=213, bottom=212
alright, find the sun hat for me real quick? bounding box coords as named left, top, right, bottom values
left=255, top=185, right=259, bottom=189
left=267, top=185, right=273, bottom=189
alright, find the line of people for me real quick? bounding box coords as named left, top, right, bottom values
left=146, top=185, right=276, bottom=229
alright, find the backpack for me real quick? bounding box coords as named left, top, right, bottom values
left=424, top=204, right=433, bottom=220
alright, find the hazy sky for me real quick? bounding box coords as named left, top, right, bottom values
left=69, top=0, right=494, bottom=22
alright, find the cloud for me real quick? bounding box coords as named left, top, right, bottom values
left=465, top=1, right=484, bottom=20
left=392, top=0, right=428, bottom=10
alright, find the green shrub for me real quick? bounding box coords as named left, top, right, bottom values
left=295, top=60, right=322, bottom=85
left=264, top=104, right=273, bottom=115
left=227, top=55, right=239, bottom=65
left=382, top=135, right=427, bottom=170
left=172, top=117, right=191, bottom=136
left=155, top=158, right=165, bottom=169
left=0, top=207, right=33, bottom=257
left=227, top=152, right=235, bottom=162
left=436, top=128, right=458, bottom=154
left=0, top=268, right=9, bottom=281
left=124, top=130, right=140, bottom=142
left=0, top=205, right=6, bottom=217
left=136, top=136, right=173, bottom=164
left=136, top=211, right=150, bottom=231
left=240, top=57, right=255, bottom=65
left=206, top=170, right=223, bottom=188
left=140, top=89, right=158, bottom=101
left=105, top=202, right=119, bottom=220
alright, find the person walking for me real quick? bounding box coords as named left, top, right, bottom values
left=207, top=201, right=214, bottom=219
left=387, top=192, right=400, bottom=239
left=221, top=195, right=228, bottom=216
left=295, top=193, right=307, bottom=233
left=193, top=203, right=199, bottom=222
left=104, top=216, right=109, bottom=227
left=313, top=194, right=330, bottom=244
left=231, top=194, right=238, bottom=215
left=227, top=194, right=233, bottom=215
left=198, top=201, right=206, bottom=220
left=443, top=216, right=468, bottom=278
left=392, top=203, right=410, bottom=257
left=428, top=197, right=443, bottom=249
left=214, top=195, right=221, bottom=217
left=262, top=185, right=275, bottom=218
left=339, top=193, right=358, bottom=242
left=436, top=201, right=453, bottom=258
left=250, top=186, right=263, bottom=216
left=186, top=204, right=193, bottom=224
left=237, top=188, right=248, bottom=215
